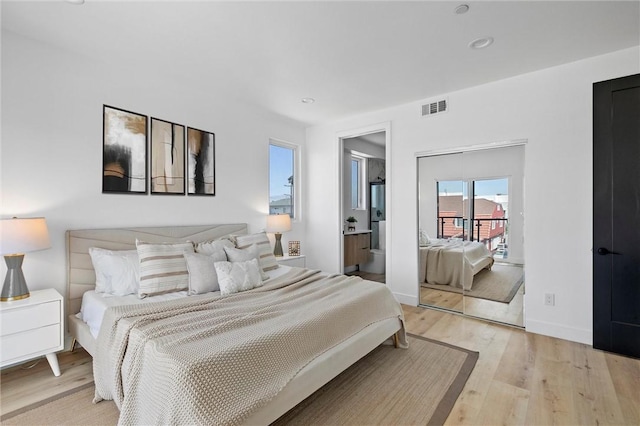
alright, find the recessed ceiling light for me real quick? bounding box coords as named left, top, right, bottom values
left=301, top=98, right=315, bottom=104
left=469, top=37, right=494, bottom=49
left=454, top=4, right=470, bottom=14
left=66, top=0, right=85, bottom=4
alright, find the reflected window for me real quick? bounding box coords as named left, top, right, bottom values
left=437, top=177, right=509, bottom=257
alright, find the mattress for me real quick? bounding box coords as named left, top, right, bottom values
left=79, top=264, right=295, bottom=338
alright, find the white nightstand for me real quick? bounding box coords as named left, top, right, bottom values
left=0, top=288, right=64, bottom=376
left=276, top=254, right=306, bottom=268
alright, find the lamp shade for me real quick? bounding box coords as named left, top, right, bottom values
left=0, top=217, right=51, bottom=255
left=266, top=214, right=291, bottom=233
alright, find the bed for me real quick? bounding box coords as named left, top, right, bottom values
left=66, top=224, right=405, bottom=425
left=419, top=239, right=494, bottom=291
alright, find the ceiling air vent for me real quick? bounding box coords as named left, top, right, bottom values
left=421, top=98, right=448, bottom=117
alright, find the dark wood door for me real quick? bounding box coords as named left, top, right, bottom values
left=593, top=73, right=640, bottom=359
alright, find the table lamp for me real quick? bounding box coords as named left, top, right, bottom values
left=266, top=214, right=291, bottom=257
left=0, top=217, right=51, bottom=301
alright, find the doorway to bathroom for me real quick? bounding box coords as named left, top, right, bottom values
left=338, top=123, right=390, bottom=284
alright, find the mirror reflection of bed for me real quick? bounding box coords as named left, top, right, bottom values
left=417, top=143, right=525, bottom=327
left=418, top=240, right=525, bottom=325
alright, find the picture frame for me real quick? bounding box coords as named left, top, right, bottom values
left=187, top=127, right=215, bottom=196
left=102, top=105, right=148, bottom=194
left=150, top=117, right=186, bottom=195
left=288, top=241, right=300, bottom=256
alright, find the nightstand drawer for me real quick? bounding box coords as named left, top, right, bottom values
left=1, top=300, right=61, bottom=336
left=1, top=323, right=61, bottom=363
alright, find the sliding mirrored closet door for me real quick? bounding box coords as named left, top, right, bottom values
left=417, top=144, right=525, bottom=327
left=417, top=153, right=465, bottom=313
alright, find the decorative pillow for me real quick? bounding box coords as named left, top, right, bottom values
left=194, top=238, right=234, bottom=256
left=88, top=247, right=139, bottom=296
left=419, top=229, right=431, bottom=246
left=214, top=258, right=263, bottom=296
left=232, top=232, right=279, bottom=271
left=223, top=245, right=269, bottom=280
left=183, top=251, right=226, bottom=295
left=136, top=240, right=194, bottom=298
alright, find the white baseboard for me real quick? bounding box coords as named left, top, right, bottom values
left=526, top=318, right=592, bottom=345
left=393, top=291, right=418, bottom=306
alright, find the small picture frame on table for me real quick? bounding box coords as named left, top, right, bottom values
left=288, top=241, right=300, bottom=256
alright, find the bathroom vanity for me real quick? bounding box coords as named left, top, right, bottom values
left=344, top=230, right=371, bottom=267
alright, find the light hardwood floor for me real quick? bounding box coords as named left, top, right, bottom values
left=419, top=263, right=525, bottom=327
left=2, top=305, right=639, bottom=425
left=0, top=348, right=93, bottom=417
left=404, top=305, right=640, bottom=425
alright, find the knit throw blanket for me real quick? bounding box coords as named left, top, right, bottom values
left=93, top=268, right=406, bottom=425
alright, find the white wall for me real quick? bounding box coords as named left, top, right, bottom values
left=0, top=31, right=307, bottom=299
left=306, top=47, right=640, bottom=344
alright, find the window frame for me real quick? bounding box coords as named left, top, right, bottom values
left=269, top=139, right=301, bottom=220
left=350, top=154, right=366, bottom=210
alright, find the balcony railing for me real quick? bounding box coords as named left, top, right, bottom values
left=437, top=216, right=508, bottom=242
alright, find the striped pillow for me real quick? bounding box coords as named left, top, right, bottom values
left=233, top=232, right=278, bottom=271
left=136, top=240, right=194, bottom=298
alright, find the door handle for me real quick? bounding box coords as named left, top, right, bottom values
left=597, top=247, right=621, bottom=255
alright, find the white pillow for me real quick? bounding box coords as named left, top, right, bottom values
left=136, top=240, right=194, bottom=298
left=223, top=244, right=269, bottom=280
left=183, top=251, right=226, bottom=294
left=194, top=238, right=234, bottom=256
left=419, top=229, right=431, bottom=246
left=88, top=247, right=139, bottom=296
left=214, top=258, right=263, bottom=296
left=233, top=232, right=279, bottom=271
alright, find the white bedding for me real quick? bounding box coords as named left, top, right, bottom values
left=419, top=239, right=494, bottom=290
left=79, top=264, right=295, bottom=338
left=67, top=225, right=404, bottom=425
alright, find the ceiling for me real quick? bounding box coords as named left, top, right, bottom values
left=348, top=132, right=386, bottom=147
left=2, top=1, right=639, bottom=126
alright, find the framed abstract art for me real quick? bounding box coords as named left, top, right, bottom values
left=102, top=105, right=148, bottom=194
left=150, top=117, right=185, bottom=195
left=187, top=127, right=215, bottom=195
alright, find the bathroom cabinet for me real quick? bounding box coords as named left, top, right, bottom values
left=344, top=233, right=371, bottom=267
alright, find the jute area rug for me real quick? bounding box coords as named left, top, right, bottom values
left=2, top=334, right=477, bottom=426
left=422, top=263, right=524, bottom=304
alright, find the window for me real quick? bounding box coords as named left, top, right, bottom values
left=437, top=178, right=509, bottom=244
left=269, top=140, right=299, bottom=219
left=351, top=155, right=365, bottom=210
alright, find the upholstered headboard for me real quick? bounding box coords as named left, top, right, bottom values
left=66, top=223, right=248, bottom=317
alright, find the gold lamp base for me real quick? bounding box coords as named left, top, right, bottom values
left=273, top=232, right=284, bottom=257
